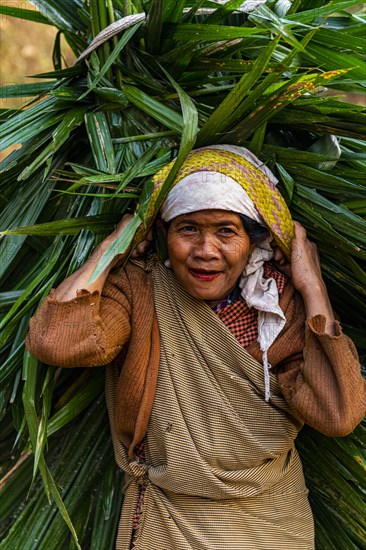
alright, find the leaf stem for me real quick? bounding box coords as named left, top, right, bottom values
left=123, top=0, right=133, bottom=16
left=106, top=0, right=124, bottom=89
left=89, top=0, right=101, bottom=37
left=97, top=0, right=112, bottom=76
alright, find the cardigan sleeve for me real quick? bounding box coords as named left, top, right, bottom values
left=25, top=276, right=132, bottom=367
left=275, top=292, right=366, bottom=437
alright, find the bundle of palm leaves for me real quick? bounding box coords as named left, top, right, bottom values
left=0, top=0, right=365, bottom=548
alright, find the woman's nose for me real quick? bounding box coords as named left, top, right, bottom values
left=192, top=234, right=221, bottom=260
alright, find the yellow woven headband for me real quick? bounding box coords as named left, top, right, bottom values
left=148, top=148, right=294, bottom=258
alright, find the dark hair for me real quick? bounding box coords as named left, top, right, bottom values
left=239, top=214, right=270, bottom=246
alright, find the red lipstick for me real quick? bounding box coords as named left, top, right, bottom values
left=189, top=268, right=221, bottom=281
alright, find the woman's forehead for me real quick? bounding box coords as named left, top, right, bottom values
left=171, top=210, right=242, bottom=225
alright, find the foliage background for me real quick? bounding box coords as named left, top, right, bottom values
left=0, top=1, right=74, bottom=159
left=0, top=1, right=365, bottom=548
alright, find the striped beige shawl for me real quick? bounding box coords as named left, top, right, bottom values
left=106, top=261, right=314, bottom=549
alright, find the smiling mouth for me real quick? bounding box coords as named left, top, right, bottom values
left=189, top=268, right=222, bottom=281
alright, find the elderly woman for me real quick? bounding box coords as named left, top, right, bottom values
left=26, top=145, right=365, bottom=550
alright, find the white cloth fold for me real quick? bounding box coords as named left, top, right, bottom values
left=239, top=237, right=286, bottom=401
left=161, top=172, right=263, bottom=225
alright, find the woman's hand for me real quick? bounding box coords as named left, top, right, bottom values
left=273, top=222, right=336, bottom=335
left=131, top=229, right=153, bottom=259
left=273, top=222, right=322, bottom=294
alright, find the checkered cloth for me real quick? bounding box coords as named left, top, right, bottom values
left=214, top=263, right=287, bottom=348
left=130, top=262, right=287, bottom=545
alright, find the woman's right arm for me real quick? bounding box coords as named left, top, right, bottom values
left=26, top=215, right=142, bottom=367
left=54, top=214, right=134, bottom=300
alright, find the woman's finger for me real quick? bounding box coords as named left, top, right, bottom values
left=272, top=245, right=291, bottom=278
left=273, top=247, right=284, bottom=263
left=131, top=237, right=153, bottom=258
left=137, top=241, right=150, bottom=254
left=293, top=220, right=306, bottom=236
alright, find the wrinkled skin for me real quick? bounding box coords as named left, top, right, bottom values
left=166, top=210, right=253, bottom=306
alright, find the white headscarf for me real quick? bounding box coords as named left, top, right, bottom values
left=160, top=145, right=287, bottom=401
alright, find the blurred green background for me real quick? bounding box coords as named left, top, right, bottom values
left=0, top=1, right=74, bottom=159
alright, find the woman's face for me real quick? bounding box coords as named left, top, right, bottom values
left=167, top=209, right=254, bottom=306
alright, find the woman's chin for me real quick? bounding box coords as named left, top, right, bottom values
left=180, top=281, right=227, bottom=305
left=170, top=265, right=237, bottom=304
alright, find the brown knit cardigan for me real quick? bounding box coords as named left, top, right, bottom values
left=26, top=261, right=366, bottom=457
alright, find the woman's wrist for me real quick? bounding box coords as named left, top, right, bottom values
left=300, top=284, right=336, bottom=336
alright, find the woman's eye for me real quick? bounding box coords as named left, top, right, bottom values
left=219, top=227, right=235, bottom=235
left=180, top=225, right=197, bottom=232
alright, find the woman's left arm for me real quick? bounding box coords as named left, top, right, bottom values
left=274, top=221, right=336, bottom=335
left=273, top=222, right=366, bottom=436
